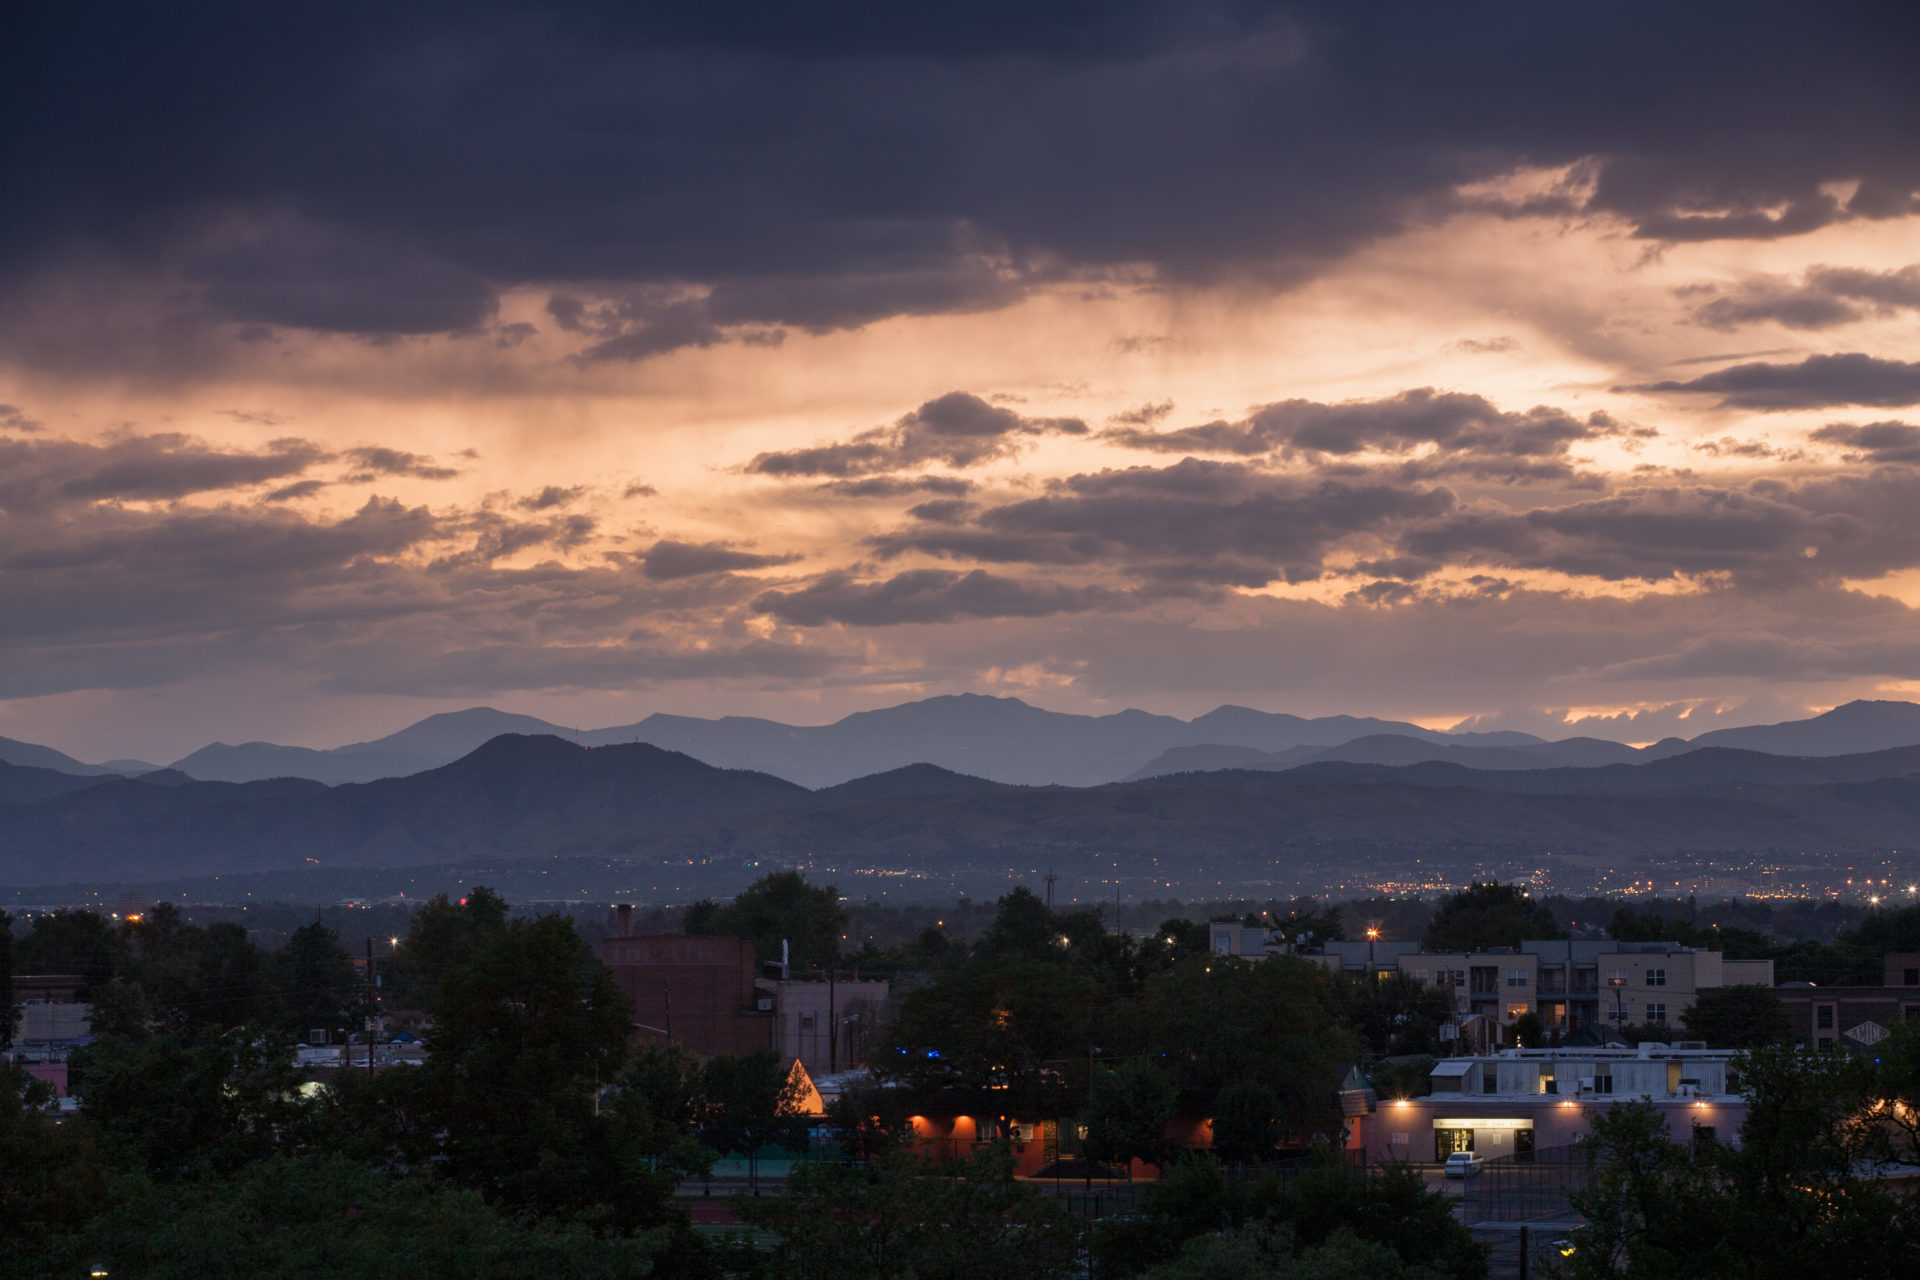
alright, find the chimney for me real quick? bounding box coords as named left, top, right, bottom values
left=616, top=904, right=634, bottom=937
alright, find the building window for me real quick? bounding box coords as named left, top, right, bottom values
left=1645, top=1003, right=1666, bottom=1023
left=1645, top=969, right=1666, bottom=987
left=1508, top=969, right=1529, bottom=987
left=1816, top=1005, right=1834, bottom=1030
left=799, top=1014, right=817, bottom=1031
left=1904, top=968, right=1919, bottom=986
left=1817, top=1037, right=1834, bottom=1051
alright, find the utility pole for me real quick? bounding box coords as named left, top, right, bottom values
left=1044, top=871, right=1057, bottom=911
left=364, top=938, right=375, bottom=1077
left=828, top=967, right=837, bottom=1075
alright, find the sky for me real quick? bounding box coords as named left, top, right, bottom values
left=5, top=1, right=1920, bottom=764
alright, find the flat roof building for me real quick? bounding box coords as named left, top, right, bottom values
left=1360, top=1044, right=1746, bottom=1165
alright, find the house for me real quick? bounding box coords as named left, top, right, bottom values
left=1361, top=1044, right=1746, bottom=1164
left=1773, top=952, right=1920, bottom=1052
left=1397, top=940, right=1775, bottom=1040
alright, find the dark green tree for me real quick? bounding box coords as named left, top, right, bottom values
left=740, top=1144, right=1085, bottom=1280
left=1083, top=1057, right=1178, bottom=1169
left=86, top=978, right=152, bottom=1040
left=0, top=909, right=16, bottom=1048
left=385, top=886, right=509, bottom=1009
left=1840, top=902, right=1920, bottom=952
left=21, top=1154, right=672, bottom=1280
left=77, top=1028, right=318, bottom=1178
left=125, top=909, right=276, bottom=1031
left=1423, top=883, right=1562, bottom=951
left=15, top=908, right=126, bottom=993
left=686, top=870, right=847, bottom=969
left=271, top=920, right=360, bottom=1039
left=1677, top=986, right=1793, bottom=1050
left=1210, top=1078, right=1284, bottom=1164
left=695, top=1047, right=807, bottom=1191
left=0, top=1060, right=105, bottom=1260
left=412, top=911, right=634, bottom=1216
left=1130, top=956, right=1357, bottom=1143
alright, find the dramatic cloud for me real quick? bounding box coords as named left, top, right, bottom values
left=340, top=446, right=461, bottom=481
left=1103, top=389, right=1639, bottom=483
left=1627, top=354, right=1920, bottom=410
left=748, top=392, right=1086, bottom=478
left=1810, top=421, right=1920, bottom=464
left=874, top=458, right=1456, bottom=587
left=753, top=568, right=1116, bottom=627
left=10, top=4, right=1920, bottom=759
left=639, top=539, right=800, bottom=580
left=1691, top=264, right=1920, bottom=330
left=0, top=433, right=328, bottom=513
left=8, top=3, right=1917, bottom=361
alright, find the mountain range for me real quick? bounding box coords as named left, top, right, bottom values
left=8, top=728, right=1920, bottom=889
left=32, top=694, right=1920, bottom=790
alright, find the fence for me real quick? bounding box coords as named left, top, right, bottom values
left=1460, top=1143, right=1589, bottom=1224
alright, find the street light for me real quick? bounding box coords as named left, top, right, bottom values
left=1366, top=927, right=1380, bottom=979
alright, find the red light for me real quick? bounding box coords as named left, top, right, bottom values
left=459, top=897, right=467, bottom=905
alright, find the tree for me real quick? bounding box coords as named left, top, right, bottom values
left=124, top=909, right=276, bottom=1031
left=740, top=1144, right=1085, bottom=1280
left=1678, top=986, right=1793, bottom=1050
left=20, top=1154, right=672, bottom=1280
left=686, top=870, right=847, bottom=969
left=1423, top=883, right=1562, bottom=951
left=1269, top=1157, right=1486, bottom=1280
left=385, top=886, right=509, bottom=1009
left=1130, top=956, right=1357, bottom=1143
left=412, top=911, right=634, bottom=1215
left=15, top=908, right=126, bottom=994
left=1211, top=1079, right=1284, bottom=1163
left=695, top=1048, right=807, bottom=1191
left=1084, top=1058, right=1178, bottom=1168
left=0, top=909, right=16, bottom=1048
left=1512, top=1011, right=1545, bottom=1049
left=77, top=1028, right=319, bottom=1178
left=1841, top=903, right=1920, bottom=952
left=271, top=920, right=360, bottom=1039
left=0, top=1060, right=106, bottom=1259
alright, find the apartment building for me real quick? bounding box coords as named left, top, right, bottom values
left=1358, top=1044, right=1745, bottom=1164
left=1773, top=951, right=1920, bottom=1053
left=1398, top=940, right=1774, bottom=1038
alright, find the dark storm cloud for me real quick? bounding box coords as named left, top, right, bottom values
left=0, top=404, right=43, bottom=432
left=752, top=568, right=1116, bottom=627
left=639, top=539, right=801, bottom=580
left=1401, top=469, right=1920, bottom=588
left=516, top=485, right=588, bottom=511
left=872, top=457, right=1455, bottom=586
left=1627, top=354, right=1920, bottom=410
left=339, top=446, right=461, bottom=481
left=1811, top=421, right=1920, bottom=464
left=187, top=216, right=499, bottom=335
left=816, top=474, right=974, bottom=498
left=318, top=639, right=841, bottom=696
left=7, top=2, right=1916, bottom=351
left=1103, top=390, right=1636, bottom=484
left=1591, top=632, right=1920, bottom=682
left=0, top=433, right=328, bottom=513
left=1691, top=264, right=1920, bottom=331
left=747, top=392, right=1086, bottom=477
